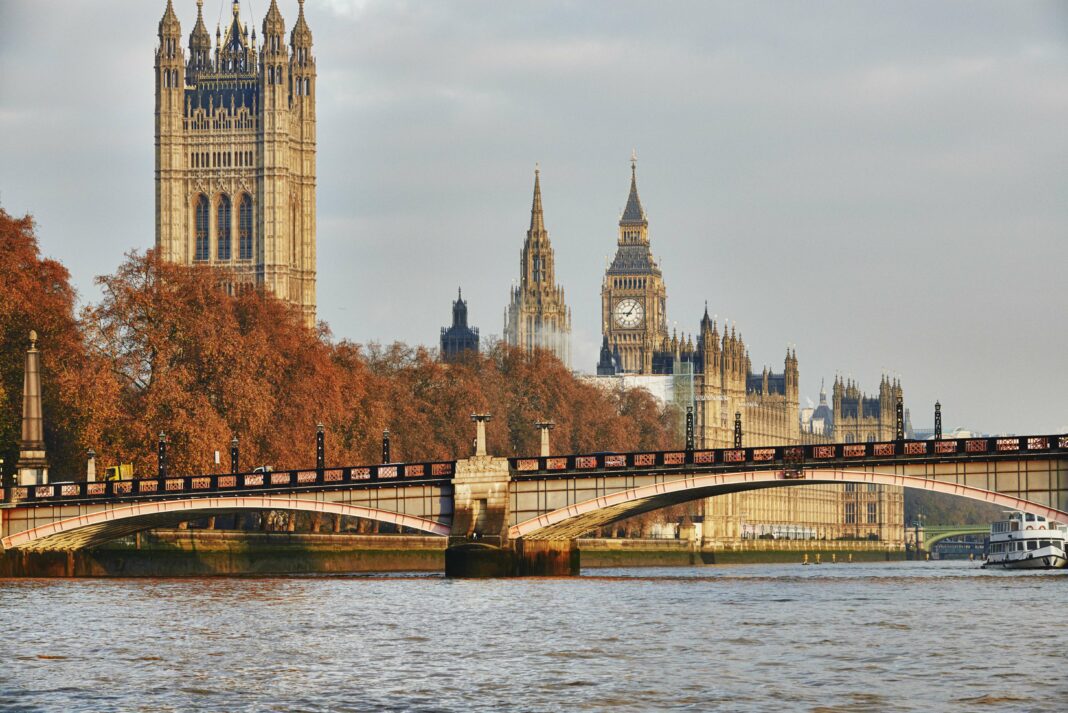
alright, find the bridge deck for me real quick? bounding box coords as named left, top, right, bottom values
left=2, top=461, right=455, bottom=509
left=508, top=434, right=1068, bottom=480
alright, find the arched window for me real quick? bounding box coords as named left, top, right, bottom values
left=239, top=194, right=253, bottom=260
left=194, top=195, right=209, bottom=261
left=217, top=195, right=232, bottom=260
left=304, top=77, right=310, bottom=95
left=268, top=66, right=274, bottom=84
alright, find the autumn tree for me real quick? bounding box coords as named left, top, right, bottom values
left=0, top=209, right=108, bottom=479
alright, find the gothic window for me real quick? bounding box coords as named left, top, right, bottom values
left=239, top=194, right=253, bottom=260
left=305, top=77, right=310, bottom=95
left=194, top=195, right=210, bottom=261
left=845, top=502, right=857, bottom=524
left=867, top=502, right=877, bottom=524
left=217, top=195, right=232, bottom=261
left=268, top=66, right=274, bottom=84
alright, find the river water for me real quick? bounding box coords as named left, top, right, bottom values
left=0, top=561, right=1064, bottom=712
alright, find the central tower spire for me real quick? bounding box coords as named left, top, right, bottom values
left=504, top=166, right=572, bottom=366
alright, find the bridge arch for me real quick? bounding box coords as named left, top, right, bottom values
left=510, top=468, right=1068, bottom=541
left=922, top=527, right=991, bottom=551
left=3, top=495, right=450, bottom=551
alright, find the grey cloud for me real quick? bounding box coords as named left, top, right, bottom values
left=1, top=1, right=1065, bottom=434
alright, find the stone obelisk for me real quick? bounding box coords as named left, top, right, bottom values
left=16, top=330, right=48, bottom=486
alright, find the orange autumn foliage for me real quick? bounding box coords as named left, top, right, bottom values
left=0, top=229, right=678, bottom=479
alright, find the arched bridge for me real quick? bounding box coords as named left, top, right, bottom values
left=2, top=432, right=1066, bottom=575
left=917, top=525, right=991, bottom=551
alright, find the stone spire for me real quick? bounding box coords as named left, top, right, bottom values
left=291, top=0, right=313, bottom=48
left=16, top=331, right=49, bottom=486
left=620, top=150, right=647, bottom=227
left=529, top=165, right=545, bottom=233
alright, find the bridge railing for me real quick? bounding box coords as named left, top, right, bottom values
left=509, top=434, right=1068, bottom=476
left=4, top=460, right=456, bottom=505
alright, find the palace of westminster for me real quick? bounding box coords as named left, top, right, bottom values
left=154, top=1, right=904, bottom=548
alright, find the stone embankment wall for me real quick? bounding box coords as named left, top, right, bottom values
left=0, top=531, right=904, bottom=577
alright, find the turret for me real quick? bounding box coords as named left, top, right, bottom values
left=187, top=0, right=212, bottom=75
left=290, top=0, right=315, bottom=101
left=156, top=1, right=184, bottom=104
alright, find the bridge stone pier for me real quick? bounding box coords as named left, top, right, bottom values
left=445, top=415, right=578, bottom=577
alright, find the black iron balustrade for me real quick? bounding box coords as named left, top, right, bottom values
left=508, top=433, right=1068, bottom=477
left=4, top=459, right=456, bottom=505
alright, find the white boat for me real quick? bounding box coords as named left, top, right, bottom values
left=984, top=512, right=1067, bottom=569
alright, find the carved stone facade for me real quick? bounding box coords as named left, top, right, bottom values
left=592, top=156, right=904, bottom=548
left=504, top=169, right=571, bottom=365
left=155, top=0, right=316, bottom=327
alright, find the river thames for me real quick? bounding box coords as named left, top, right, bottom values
left=0, top=561, right=1063, bottom=712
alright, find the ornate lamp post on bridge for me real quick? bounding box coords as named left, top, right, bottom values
left=316, top=423, right=325, bottom=471
left=382, top=430, right=391, bottom=464
left=934, top=402, right=942, bottom=440
left=734, top=412, right=743, bottom=449
left=157, top=432, right=168, bottom=479
left=230, top=436, right=239, bottom=475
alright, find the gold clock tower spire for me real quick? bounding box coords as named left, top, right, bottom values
left=600, top=153, right=668, bottom=374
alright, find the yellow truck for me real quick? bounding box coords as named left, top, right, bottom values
left=104, top=464, right=134, bottom=481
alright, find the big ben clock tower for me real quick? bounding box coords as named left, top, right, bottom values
left=601, top=154, right=668, bottom=374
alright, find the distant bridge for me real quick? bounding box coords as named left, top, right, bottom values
left=2, top=430, right=1066, bottom=576
left=917, top=524, right=991, bottom=551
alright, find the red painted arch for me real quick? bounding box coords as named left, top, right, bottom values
left=509, top=468, right=1068, bottom=540
left=2, top=495, right=450, bottom=551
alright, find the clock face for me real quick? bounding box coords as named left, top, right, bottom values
left=614, top=298, right=644, bottom=328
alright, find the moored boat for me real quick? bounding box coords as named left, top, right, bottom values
left=984, top=512, right=1067, bottom=569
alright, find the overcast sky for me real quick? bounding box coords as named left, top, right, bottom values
left=1, top=1, right=1066, bottom=435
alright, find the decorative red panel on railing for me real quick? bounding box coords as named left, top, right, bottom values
left=218, top=476, right=237, bottom=488
left=12, top=487, right=28, bottom=500
left=663, top=452, right=686, bottom=465
left=724, top=450, right=745, bottom=463
left=634, top=453, right=656, bottom=467
left=935, top=441, right=957, bottom=454
left=165, top=479, right=184, bottom=491
left=297, top=471, right=317, bottom=484
left=87, top=483, right=106, bottom=496
left=995, top=438, right=1020, bottom=452
left=873, top=444, right=895, bottom=457
left=904, top=442, right=927, bottom=455
left=515, top=459, right=539, bottom=471
left=693, top=451, right=714, bottom=464
left=965, top=439, right=988, bottom=453
left=605, top=455, right=627, bottom=468
left=379, top=466, right=398, bottom=479
left=406, top=464, right=425, bottom=477
left=813, top=446, right=835, bottom=459
left=244, top=474, right=264, bottom=487
left=431, top=463, right=453, bottom=476
left=844, top=445, right=866, bottom=458
left=1027, top=437, right=1049, bottom=450
left=270, top=473, right=290, bottom=486
left=753, top=448, right=775, bottom=462
left=139, top=480, right=158, bottom=493
left=351, top=467, right=371, bottom=479
left=324, top=469, right=344, bottom=482
left=191, top=477, right=212, bottom=489
left=61, top=484, right=80, bottom=497
left=575, top=456, right=598, bottom=469
left=114, top=482, right=132, bottom=494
